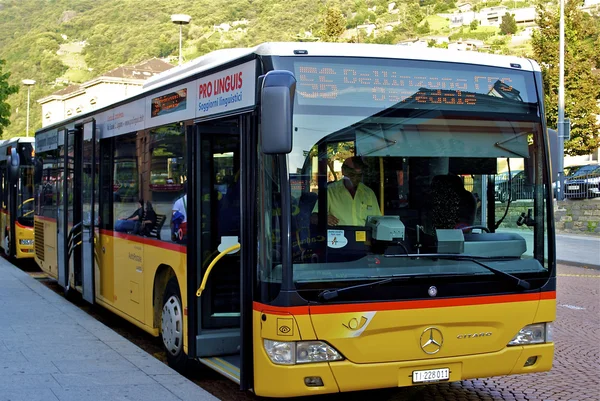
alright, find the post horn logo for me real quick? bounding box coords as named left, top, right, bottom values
left=342, top=316, right=368, bottom=331
left=420, top=327, right=444, bottom=354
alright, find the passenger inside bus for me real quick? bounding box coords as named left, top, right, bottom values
left=310, top=156, right=382, bottom=226
left=428, top=174, right=477, bottom=232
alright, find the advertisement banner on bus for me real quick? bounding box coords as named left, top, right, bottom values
left=196, top=60, right=256, bottom=118
left=145, top=83, right=196, bottom=129
left=98, top=98, right=145, bottom=138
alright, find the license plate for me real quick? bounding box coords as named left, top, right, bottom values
left=412, top=368, right=450, bottom=383
left=568, top=185, right=579, bottom=190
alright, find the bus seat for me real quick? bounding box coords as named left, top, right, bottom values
left=429, top=174, right=477, bottom=232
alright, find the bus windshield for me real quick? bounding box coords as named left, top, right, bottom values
left=264, top=56, right=551, bottom=299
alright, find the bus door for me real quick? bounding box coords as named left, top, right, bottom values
left=60, top=121, right=97, bottom=303
left=57, top=128, right=68, bottom=288
left=187, top=118, right=243, bottom=373
left=79, top=120, right=97, bottom=304
left=198, top=120, right=241, bottom=329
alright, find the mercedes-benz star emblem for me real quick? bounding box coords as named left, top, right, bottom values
left=428, top=286, right=438, bottom=297
left=420, top=327, right=444, bottom=354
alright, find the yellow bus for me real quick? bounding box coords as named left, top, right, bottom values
left=0, top=137, right=35, bottom=259
left=33, top=42, right=558, bottom=397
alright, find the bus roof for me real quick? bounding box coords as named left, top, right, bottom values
left=143, top=41, right=540, bottom=91
left=0, top=137, right=35, bottom=150
left=37, top=42, right=540, bottom=135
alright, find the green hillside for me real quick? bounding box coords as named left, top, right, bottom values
left=0, top=0, right=597, bottom=140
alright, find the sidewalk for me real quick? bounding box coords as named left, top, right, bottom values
left=501, top=229, right=600, bottom=269
left=0, top=257, right=218, bottom=401
left=555, top=231, right=600, bottom=269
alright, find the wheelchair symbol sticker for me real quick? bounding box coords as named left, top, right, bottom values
left=327, top=230, right=348, bottom=248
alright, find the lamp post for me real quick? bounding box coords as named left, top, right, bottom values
left=171, top=14, right=191, bottom=66
left=22, top=79, right=36, bottom=137
left=557, top=0, right=565, bottom=200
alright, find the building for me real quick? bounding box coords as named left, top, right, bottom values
left=449, top=11, right=477, bottom=28
left=38, top=58, right=174, bottom=127
left=478, top=6, right=508, bottom=26
left=448, top=39, right=485, bottom=51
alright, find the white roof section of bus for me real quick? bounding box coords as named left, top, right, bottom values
left=143, top=41, right=539, bottom=92
left=0, top=136, right=35, bottom=151
left=143, top=47, right=255, bottom=91
left=0, top=137, right=35, bottom=162
left=253, top=42, right=540, bottom=72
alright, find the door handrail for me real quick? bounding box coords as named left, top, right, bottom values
left=196, top=243, right=240, bottom=297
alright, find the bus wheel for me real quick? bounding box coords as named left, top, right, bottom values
left=4, top=234, right=11, bottom=258
left=161, top=277, right=188, bottom=372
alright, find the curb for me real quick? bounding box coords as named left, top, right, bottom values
left=557, top=259, right=600, bottom=271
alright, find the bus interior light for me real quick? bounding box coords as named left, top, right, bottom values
left=507, top=323, right=548, bottom=346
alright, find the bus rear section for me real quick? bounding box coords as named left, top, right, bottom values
left=0, top=137, right=36, bottom=259
left=250, top=48, right=556, bottom=397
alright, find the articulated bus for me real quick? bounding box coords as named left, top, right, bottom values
left=34, top=42, right=558, bottom=397
left=0, top=137, right=36, bottom=259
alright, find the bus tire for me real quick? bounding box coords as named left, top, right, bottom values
left=161, top=277, right=188, bottom=372
left=4, top=233, right=11, bottom=258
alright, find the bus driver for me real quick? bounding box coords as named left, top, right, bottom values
left=311, top=156, right=381, bottom=226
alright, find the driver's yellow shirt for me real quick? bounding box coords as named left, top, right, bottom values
left=312, top=180, right=381, bottom=226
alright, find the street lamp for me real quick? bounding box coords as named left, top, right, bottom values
left=171, top=14, right=191, bottom=66
left=557, top=0, right=566, bottom=200
left=22, top=79, right=36, bottom=137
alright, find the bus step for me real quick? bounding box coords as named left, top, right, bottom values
left=198, top=355, right=241, bottom=383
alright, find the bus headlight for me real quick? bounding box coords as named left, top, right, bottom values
left=264, top=340, right=343, bottom=365
left=19, top=239, right=34, bottom=245
left=296, top=341, right=343, bottom=364
left=508, top=323, right=551, bottom=346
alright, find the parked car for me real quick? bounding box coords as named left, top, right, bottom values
left=553, top=165, right=584, bottom=198
left=495, top=170, right=533, bottom=202
left=564, top=164, right=600, bottom=199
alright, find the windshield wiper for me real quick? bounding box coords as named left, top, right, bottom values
left=384, top=253, right=530, bottom=290
left=317, top=276, right=409, bottom=301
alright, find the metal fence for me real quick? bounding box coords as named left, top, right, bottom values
left=493, top=169, right=600, bottom=201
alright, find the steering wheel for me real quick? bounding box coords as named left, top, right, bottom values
left=461, top=225, right=490, bottom=233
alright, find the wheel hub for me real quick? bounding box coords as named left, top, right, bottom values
left=161, top=295, right=183, bottom=356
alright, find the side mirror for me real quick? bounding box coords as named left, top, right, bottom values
left=260, top=70, right=296, bottom=154
left=547, top=128, right=559, bottom=180
left=7, top=147, right=20, bottom=185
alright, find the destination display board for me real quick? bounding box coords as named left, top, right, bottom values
left=293, top=61, right=533, bottom=111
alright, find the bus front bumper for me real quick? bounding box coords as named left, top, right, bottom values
left=253, top=343, right=553, bottom=397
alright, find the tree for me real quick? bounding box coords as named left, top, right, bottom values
left=499, top=12, right=517, bottom=35
left=320, top=4, right=346, bottom=42
left=469, top=19, right=478, bottom=31
left=0, top=59, right=19, bottom=138
left=531, top=0, right=600, bottom=155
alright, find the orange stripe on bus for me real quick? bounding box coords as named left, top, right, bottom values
left=253, top=291, right=556, bottom=315
left=15, top=221, right=33, bottom=230
left=99, top=229, right=186, bottom=252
